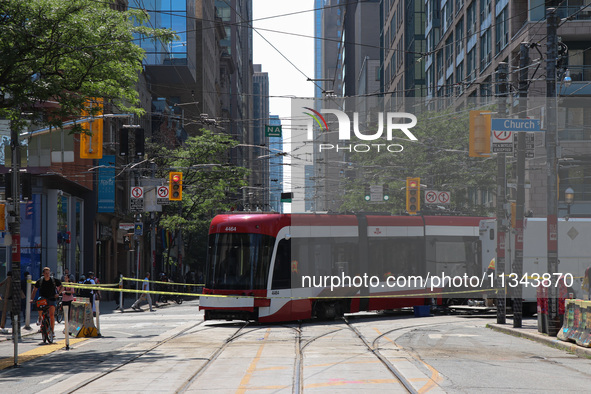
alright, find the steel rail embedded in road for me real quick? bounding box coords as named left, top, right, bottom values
left=65, top=320, right=205, bottom=394
left=343, top=317, right=415, bottom=394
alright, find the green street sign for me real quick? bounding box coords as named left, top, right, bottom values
left=265, top=125, right=282, bottom=137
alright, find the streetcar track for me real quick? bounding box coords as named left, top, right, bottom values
left=343, top=316, right=415, bottom=394
left=65, top=320, right=206, bottom=394
left=175, top=321, right=253, bottom=393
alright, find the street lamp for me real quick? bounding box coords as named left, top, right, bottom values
left=565, top=186, right=574, bottom=215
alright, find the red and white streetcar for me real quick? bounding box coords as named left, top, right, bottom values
left=200, top=213, right=486, bottom=322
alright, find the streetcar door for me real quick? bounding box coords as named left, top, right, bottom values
left=266, top=236, right=293, bottom=319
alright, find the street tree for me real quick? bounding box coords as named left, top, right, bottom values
left=0, top=0, right=176, bottom=127
left=339, top=108, right=496, bottom=216
left=147, top=130, right=249, bottom=271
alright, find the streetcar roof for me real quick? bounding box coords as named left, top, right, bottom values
left=209, top=213, right=489, bottom=237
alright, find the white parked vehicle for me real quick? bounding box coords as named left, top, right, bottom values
left=480, top=218, right=591, bottom=315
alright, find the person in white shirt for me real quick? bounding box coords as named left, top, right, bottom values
left=131, top=272, right=154, bottom=312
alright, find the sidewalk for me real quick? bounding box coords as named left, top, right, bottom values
left=0, top=297, right=181, bottom=342
left=488, top=318, right=591, bottom=359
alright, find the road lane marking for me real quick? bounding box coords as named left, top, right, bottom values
left=0, top=338, right=88, bottom=370
left=40, top=373, right=64, bottom=384
left=235, top=328, right=270, bottom=394
left=428, top=334, right=478, bottom=339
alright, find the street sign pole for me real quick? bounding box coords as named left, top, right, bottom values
left=513, top=43, right=530, bottom=329
left=546, top=8, right=560, bottom=336
left=495, top=63, right=508, bottom=325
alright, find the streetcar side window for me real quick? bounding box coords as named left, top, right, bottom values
left=271, top=239, right=291, bottom=289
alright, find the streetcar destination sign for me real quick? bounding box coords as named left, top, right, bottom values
left=491, top=118, right=541, bottom=132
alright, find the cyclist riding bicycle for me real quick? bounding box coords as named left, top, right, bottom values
left=30, top=267, right=62, bottom=338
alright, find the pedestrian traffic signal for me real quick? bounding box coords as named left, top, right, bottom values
left=364, top=184, right=370, bottom=201
left=169, top=172, right=183, bottom=201
left=469, top=111, right=491, bottom=158
left=406, top=177, right=420, bottom=215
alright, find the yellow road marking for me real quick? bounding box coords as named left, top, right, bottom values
left=235, top=328, right=270, bottom=394
left=0, top=338, right=88, bottom=370
left=373, top=328, right=443, bottom=393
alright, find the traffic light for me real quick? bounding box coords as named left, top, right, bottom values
left=469, top=111, right=491, bottom=158
left=135, top=128, right=145, bottom=158
left=406, top=177, right=420, bottom=215
left=21, top=173, right=32, bottom=201
left=383, top=184, right=390, bottom=201
left=169, top=172, right=183, bottom=201
left=119, top=128, right=129, bottom=156
left=364, top=184, right=370, bottom=201
left=80, top=99, right=103, bottom=159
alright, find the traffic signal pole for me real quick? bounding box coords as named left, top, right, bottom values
left=9, top=116, right=21, bottom=365
left=514, top=44, right=530, bottom=328
left=496, top=63, right=508, bottom=325
left=546, top=8, right=560, bottom=336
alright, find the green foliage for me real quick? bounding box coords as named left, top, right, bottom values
left=147, top=130, right=249, bottom=269
left=149, top=130, right=249, bottom=234
left=338, top=108, right=496, bottom=216
left=0, top=0, right=176, bottom=127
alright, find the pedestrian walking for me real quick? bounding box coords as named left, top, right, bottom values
left=60, top=274, right=75, bottom=323
left=78, top=274, right=95, bottom=311
left=131, top=272, right=154, bottom=312
left=114, top=271, right=123, bottom=310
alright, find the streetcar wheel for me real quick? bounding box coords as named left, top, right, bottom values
left=175, top=297, right=183, bottom=305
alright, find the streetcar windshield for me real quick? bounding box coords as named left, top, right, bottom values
left=206, top=233, right=275, bottom=290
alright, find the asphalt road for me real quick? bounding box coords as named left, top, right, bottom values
left=0, top=301, right=590, bottom=393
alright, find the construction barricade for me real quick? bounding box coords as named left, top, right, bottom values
left=557, top=299, right=591, bottom=347
left=69, top=297, right=98, bottom=337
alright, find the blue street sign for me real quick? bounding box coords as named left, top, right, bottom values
left=134, top=223, right=143, bottom=236
left=491, top=118, right=541, bottom=132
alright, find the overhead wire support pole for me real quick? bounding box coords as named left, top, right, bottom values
left=545, top=7, right=560, bottom=337
left=9, top=115, right=22, bottom=366
left=514, top=43, right=530, bottom=329
left=496, top=62, right=508, bottom=325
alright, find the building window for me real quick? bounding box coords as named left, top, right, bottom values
left=455, top=0, right=464, bottom=15
left=436, top=50, right=443, bottom=82
left=467, top=2, right=476, bottom=37
left=446, top=75, right=454, bottom=97
left=495, top=8, right=509, bottom=53
left=480, top=76, right=492, bottom=103
left=466, top=48, right=476, bottom=83
left=480, top=0, right=491, bottom=23
left=456, top=18, right=464, bottom=57
left=480, top=29, right=492, bottom=71
left=456, top=61, right=464, bottom=95
left=446, top=34, right=454, bottom=70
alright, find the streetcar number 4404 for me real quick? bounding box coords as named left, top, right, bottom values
left=225, top=227, right=237, bottom=232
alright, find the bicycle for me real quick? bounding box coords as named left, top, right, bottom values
left=55, top=295, right=64, bottom=324
left=36, top=298, right=54, bottom=344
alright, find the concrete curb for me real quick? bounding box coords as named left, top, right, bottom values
left=487, top=323, right=591, bottom=359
